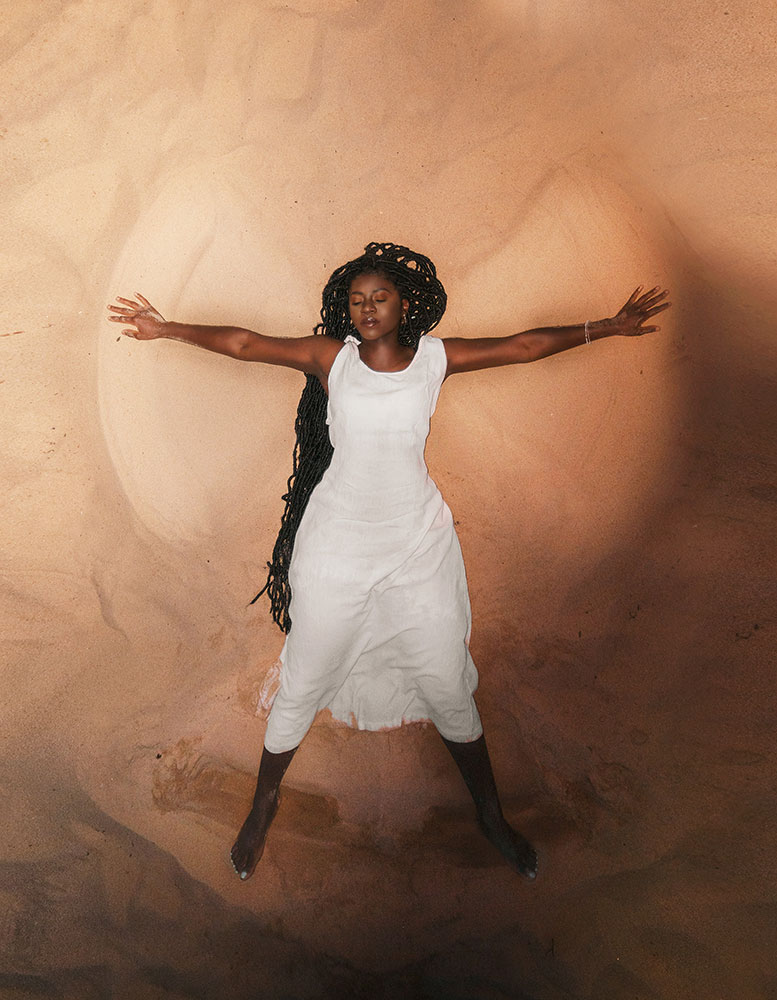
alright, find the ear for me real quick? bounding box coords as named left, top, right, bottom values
left=401, top=297, right=410, bottom=316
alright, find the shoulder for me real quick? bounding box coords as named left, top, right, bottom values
left=313, top=334, right=348, bottom=374
left=421, top=334, right=444, bottom=352
left=421, top=335, right=447, bottom=380
left=421, top=335, right=446, bottom=361
left=316, top=334, right=347, bottom=359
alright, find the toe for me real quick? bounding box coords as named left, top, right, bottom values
left=230, top=837, right=259, bottom=882
left=230, top=844, right=245, bottom=874
left=523, top=850, right=539, bottom=880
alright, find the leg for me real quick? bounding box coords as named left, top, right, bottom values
left=440, top=732, right=538, bottom=880
left=230, top=744, right=297, bottom=881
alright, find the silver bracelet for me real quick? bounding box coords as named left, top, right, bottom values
left=584, top=320, right=591, bottom=345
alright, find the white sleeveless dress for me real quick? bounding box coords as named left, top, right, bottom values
left=263, top=334, right=482, bottom=753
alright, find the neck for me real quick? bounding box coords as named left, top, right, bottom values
left=357, top=335, right=416, bottom=372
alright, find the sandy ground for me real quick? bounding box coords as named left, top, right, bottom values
left=2, top=1, right=776, bottom=997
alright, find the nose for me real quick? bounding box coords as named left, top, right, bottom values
left=362, top=301, right=375, bottom=314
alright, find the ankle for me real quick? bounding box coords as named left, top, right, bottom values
left=251, top=788, right=280, bottom=813
left=476, top=802, right=505, bottom=827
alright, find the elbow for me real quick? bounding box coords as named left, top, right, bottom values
left=513, top=332, right=537, bottom=364
left=233, top=328, right=256, bottom=360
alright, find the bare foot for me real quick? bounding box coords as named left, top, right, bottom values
left=477, top=812, right=538, bottom=880
left=230, top=792, right=280, bottom=881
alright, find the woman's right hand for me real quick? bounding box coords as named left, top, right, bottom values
left=107, top=294, right=167, bottom=340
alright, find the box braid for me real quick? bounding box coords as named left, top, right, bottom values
left=251, top=242, right=448, bottom=633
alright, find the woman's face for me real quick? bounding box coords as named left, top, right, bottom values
left=348, top=272, right=408, bottom=342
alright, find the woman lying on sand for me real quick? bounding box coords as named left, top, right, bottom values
left=109, top=242, right=668, bottom=882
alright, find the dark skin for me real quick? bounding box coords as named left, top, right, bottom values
left=108, top=274, right=670, bottom=881
left=107, top=279, right=670, bottom=382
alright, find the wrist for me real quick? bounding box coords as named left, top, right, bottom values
left=586, top=317, right=616, bottom=342
left=159, top=319, right=182, bottom=341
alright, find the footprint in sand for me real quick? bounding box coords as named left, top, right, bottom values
left=151, top=738, right=342, bottom=842
left=152, top=738, right=249, bottom=826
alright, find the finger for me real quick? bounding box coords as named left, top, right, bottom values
left=108, top=304, right=135, bottom=315
left=635, top=286, right=661, bottom=308
left=116, top=296, right=142, bottom=308
left=135, top=293, right=152, bottom=308
left=643, top=302, right=671, bottom=318
left=625, top=285, right=643, bottom=307
left=121, top=329, right=138, bottom=338
left=639, top=289, right=668, bottom=309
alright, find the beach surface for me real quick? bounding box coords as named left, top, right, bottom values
left=2, top=2, right=776, bottom=996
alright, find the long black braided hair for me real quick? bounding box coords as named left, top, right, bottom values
left=252, top=241, right=447, bottom=633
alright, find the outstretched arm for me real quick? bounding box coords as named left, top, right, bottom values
left=444, top=286, right=670, bottom=376
left=107, top=294, right=341, bottom=378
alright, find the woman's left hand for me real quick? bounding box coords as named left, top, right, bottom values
left=606, top=285, right=671, bottom=337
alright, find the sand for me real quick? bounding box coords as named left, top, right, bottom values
left=2, top=1, right=776, bottom=997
